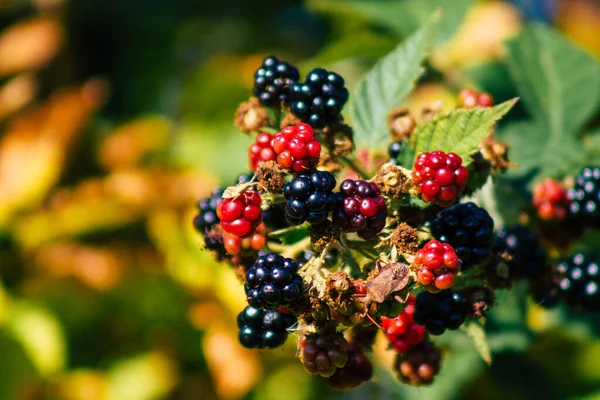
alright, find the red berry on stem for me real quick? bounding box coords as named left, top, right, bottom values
left=272, top=123, right=321, bottom=171
left=412, top=151, right=467, bottom=207
left=415, top=240, right=461, bottom=292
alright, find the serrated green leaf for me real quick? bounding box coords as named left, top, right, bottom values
left=411, top=99, right=518, bottom=166
left=464, top=321, right=492, bottom=365
left=351, top=12, right=439, bottom=151
left=505, top=24, right=600, bottom=138
left=268, top=223, right=309, bottom=245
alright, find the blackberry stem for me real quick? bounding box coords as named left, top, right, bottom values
left=340, top=156, right=371, bottom=180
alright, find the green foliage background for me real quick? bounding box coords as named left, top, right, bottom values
left=0, top=0, right=599, bottom=399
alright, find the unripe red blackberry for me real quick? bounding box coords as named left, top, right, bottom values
left=533, top=178, right=568, bottom=220
left=393, top=340, right=442, bottom=386
left=381, top=295, right=426, bottom=353
left=222, top=223, right=266, bottom=255
left=332, top=179, right=387, bottom=239
left=217, top=191, right=263, bottom=238
left=414, top=240, right=461, bottom=292
left=458, top=89, right=494, bottom=108
left=273, top=123, right=322, bottom=172
left=253, top=56, right=300, bottom=108
left=248, top=132, right=276, bottom=171
left=325, top=342, right=373, bottom=390
left=412, top=151, right=468, bottom=207
left=300, top=332, right=349, bottom=377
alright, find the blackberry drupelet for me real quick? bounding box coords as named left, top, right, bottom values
left=430, top=202, right=494, bottom=268
left=388, top=141, right=404, bottom=165
left=332, top=179, right=387, bottom=239
left=283, top=170, right=337, bottom=225
left=253, top=56, right=300, bottom=108
left=244, top=252, right=304, bottom=309
left=555, top=253, right=600, bottom=310
left=412, top=290, right=466, bottom=335
left=237, top=305, right=297, bottom=349
left=567, top=166, right=600, bottom=225
left=288, top=68, right=349, bottom=129
left=492, top=226, right=547, bottom=278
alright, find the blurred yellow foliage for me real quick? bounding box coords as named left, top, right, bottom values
left=0, top=17, right=63, bottom=77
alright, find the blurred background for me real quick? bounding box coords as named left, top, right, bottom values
left=0, top=0, right=599, bottom=399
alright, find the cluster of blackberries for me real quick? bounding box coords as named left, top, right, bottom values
left=283, top=170, right=337, bottom=225
left=412, top=290, right=466, bottom=335
left=253, top=56, right=300, bottom=108
left=554, top=253, right=600, bottom=310
left=244, top=253, right=303, bottom=309
left=430, top=202, right=494, bottom=268
left=288, top=68, right=349, bottom=129
left=332, top=179, right=387, bottom=239
left=567, top=167, right=600, bottom=226
left=325, top=342, right=373, bottom=390
left=237, top=306, right=297, bottom=349
left=492, top=226, right=547, bottom=278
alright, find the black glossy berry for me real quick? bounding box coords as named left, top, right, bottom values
left=288, top=68, right=349, bottom=129
left=554, top=253, right=600, bottom=310
left=430, top=202, right=494, bottom=269
left=284, top=170, right=336, bottom=225
left=245, top=252, right=303, bottom=309
left=388, top=141, right=404, bottom=165
left=332, top=179, right=387, bottom=239
left=492, top=226, right=547, bottom=279
left=193, top=188, right=224, bottom=234
left=567, top=166, right=600, bottom=226
left=412, top=290, right=467, bottom=335
left=237, top=306, right=297, bottom=349
left=253, top=56, right=300, bottom=108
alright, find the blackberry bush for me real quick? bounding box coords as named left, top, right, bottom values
left=283, top=170, right=337, bottom=225
left=253, top=55, right=300, bottom=108
left=430, top=202, right=495, bottom=268
left=288, top=68, right=349, bottom=129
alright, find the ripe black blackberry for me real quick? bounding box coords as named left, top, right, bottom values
left=332, top=179, right=387, bottom=239
left=237, top=305, right=297, bottom=349
left=244, top=252, right=304, bottom=309
left=388, top=141, right=404, bottom=166
left=262, top=202, right=289, bottom=231
left=555, top=253, right=600, bottom=310
left=253, top=56, right=300, bottom=108
left=412, top=290, right=466, bottom=335
left=492, top=226, right=547, bottom=279
left=288, top=68, right=349, bottom=129
left=283, top=170, right=337, bottom=225
left=430, top=202, right=494, bottom=269
left=193, top=188, right=224, bottom=234
left=567, top=166, right=600, bottom=225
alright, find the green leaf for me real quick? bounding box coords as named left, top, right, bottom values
left=351, top=12, right=439, bottom=151
left=411, top=99, right=518, bottom=166
left=464, top=321, right=492, bottom=365
left=307, top=0, right=473, bottom=45
left=505, top=24, right=600, bottom=138
left=500, top=120, right=585, bottom=179
left=268, top=224, right=310, bottom=245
